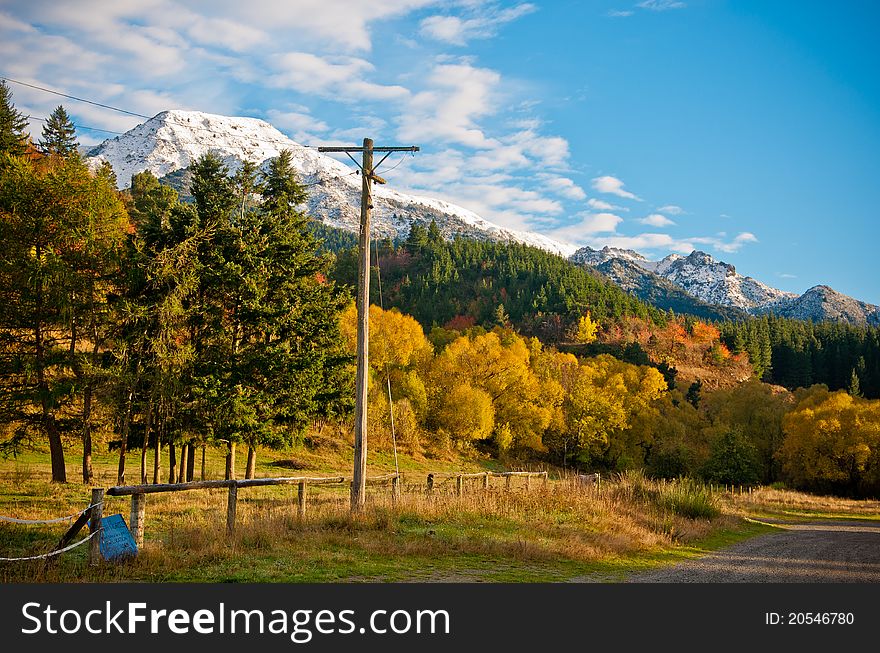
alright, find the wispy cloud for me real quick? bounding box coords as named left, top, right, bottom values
left=420, top=3, right=537, bottom=46
left=547, top=212, right=624, bottom=242
left=607, top=10, right=634, bottom=18
left=591, top=175, right=641, bottom=200
left=587, top=197, right=627, bottom=211
left=542, top=175, right=587, bottom=200
left=637, top=0, right=686, bottom=11
left=656, top=204, right=684, bottom=215
left=638, top=213, right=676, bottom=227
left=573, top=230, right=758, bottom=255
left=269, top=52, right=410, bottom=102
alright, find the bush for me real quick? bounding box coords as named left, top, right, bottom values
left=702, top=428, right=761, bottom=486
left=658, top=478, right=720, bottom=520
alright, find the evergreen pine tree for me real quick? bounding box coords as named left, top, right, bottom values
left=0, top=81, right=28, bottom=157
left=39, top=105, right=78, bottom=157
left=848, top=368, right=862, bottom=397
left=427, top=219, right=443, bottom=243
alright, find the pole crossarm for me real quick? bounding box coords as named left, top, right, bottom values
left=317, top=146, right=419, bottom=153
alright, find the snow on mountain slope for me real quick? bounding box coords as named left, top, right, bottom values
left=87, top=110, right=577, bottom=257
left=656, top=250, right=796, bottom=310
left=570, top=245, right=656, bottom=270
left=758, top=285, right=880, bottom=326
left=572, top=246, right=880, bottom=325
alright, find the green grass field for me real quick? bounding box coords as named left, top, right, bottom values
left=0, top=443, right=865, bottom=583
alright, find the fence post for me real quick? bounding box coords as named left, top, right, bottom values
left=526, top=474, right=531, bottom=491
left=542, top=471, right=548, bottom=488
left=456, top=475, right=463, bottom=497
left=89, top=488, right=104, bottom=566
left=483, top=472, right=490, bottom=490
left=130, top=493, right=145, bottom=549
left=391, top=475, right=401, bottom=506
left=505, top=475, right=511, bottom=491
left=297, top=481, right=307, bottom=519
left=226, top=483, right=238, bottom=538
left=426, top=474, right=434, bottom=494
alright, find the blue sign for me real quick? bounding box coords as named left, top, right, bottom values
left=98, top=513, right=138, bottom=561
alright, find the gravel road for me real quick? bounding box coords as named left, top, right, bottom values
left=629, top=520, right=880, bottom=583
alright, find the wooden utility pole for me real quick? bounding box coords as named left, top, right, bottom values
left=318, top=139, right=418, bottom=512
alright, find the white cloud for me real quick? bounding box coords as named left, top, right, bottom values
left=637, top=0, right=686, bottom=11
left=586, top=197, right=627, bottom=211
left=420, top=3, right=536, bottom=46
left=690, top=231, right=758, bottom=253
left=543, top=176, right=587, bottom=200
left=779, top=273, right=797, bottom=279
left=639, top=213, right=676, bottom=227
left=577, top=229, right=758, bottom=256
left=591, top=175, right=641, bottom=200
left=587, top=233, right=693, bottom=254
left=265, top=108, right=331, bottom=144
left=656, top=204, right=684, bottom=215
left=607, top=10, right=634, bottom=17
left=270, top=52, right=409, bottom=101
left=547, top=212, right=623, bottom=243
left=398, top=62, right=500, bottom=148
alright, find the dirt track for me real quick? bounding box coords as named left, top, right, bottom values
left=629, top=520, right=880, bottom=583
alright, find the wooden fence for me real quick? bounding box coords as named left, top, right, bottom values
left=98, top=469, right=551, bottom=555
left=425, top=471, right=548, bottom=496
left=105, top=473, right=401, bottom=547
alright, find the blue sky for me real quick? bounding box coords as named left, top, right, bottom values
left=2, top=0, right=878, bottom=302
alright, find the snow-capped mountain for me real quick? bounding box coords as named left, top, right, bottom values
left=652, top=250, right=796, bottom=310
left=570, top=245, right=657, bottom=270
left=763, top=285, right=880, bottom=326
left=87, top=110, right=577, bottom=257
left=572, top=246, right=880, bottom=326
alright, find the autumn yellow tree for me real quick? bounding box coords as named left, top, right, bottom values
left=574, top=311, right=598, bottom=344
left=433, top=384, right=495, bottom=445
left=430, top=329, right=561, bottom=452
left=777, top=386, right=880, bottom=496
left=340, top=304, right=434, bottom=450
left=552, top=354, right=667, bottom=469
left=702, top=380, right=792, bottom=483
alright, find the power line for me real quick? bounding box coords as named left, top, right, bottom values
left=2, top=76, right=151, bottom=119
left=2, top=75, right=363, bottom=157
left=374, top=151, right=413, bottom=177
left=26, top=115, right=125, bottom=136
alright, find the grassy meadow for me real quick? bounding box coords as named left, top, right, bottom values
left=0, top=442, right=873, bottom=583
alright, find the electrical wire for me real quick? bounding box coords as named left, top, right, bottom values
left=2, top=76, right=151, bottom=119
left=26, top=115, right=125, bottom=136
left=373, top=232, right=400, bottom=477
left=374, top=151, right=413, bottom=177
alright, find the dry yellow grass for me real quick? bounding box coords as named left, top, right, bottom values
left=724, top=485, right=880, bottom=520
left=1, top=466, right=732, bottom=582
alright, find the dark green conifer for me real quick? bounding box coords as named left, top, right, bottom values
left=39, top=105, right=78, bottom=157
left=0, top=81, right=28, bottom=157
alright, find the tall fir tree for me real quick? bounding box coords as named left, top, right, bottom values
left=39, top=105, right=78, bottom=157
left=0, top=81, right=28, bottom=157
left=0, top=154, right=126, bottom=481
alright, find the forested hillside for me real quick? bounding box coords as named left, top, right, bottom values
left=318, top=219, right=880, bottom=400
left=720, top=316, right=880, bottom=399
left=330, top=222, right=667, bottom=342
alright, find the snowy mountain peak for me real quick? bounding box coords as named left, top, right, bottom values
left=87, top=111, right=577, bottom=257
left=571, top=245, right=649, bottom=268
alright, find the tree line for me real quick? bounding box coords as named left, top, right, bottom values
left=0, top=84, right=350, bottom=484
left=720, top=315, right=880, bottom=399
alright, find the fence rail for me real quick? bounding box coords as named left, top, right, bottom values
left=425, top=470, right=548, bottom=495
left=105, top=473, right=403, bottom=547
